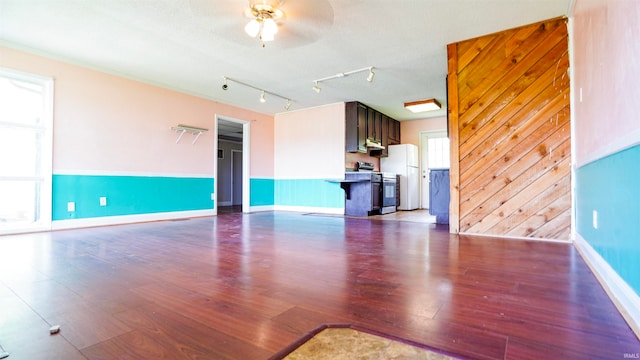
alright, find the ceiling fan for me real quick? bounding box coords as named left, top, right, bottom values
left=189, top=0, right=334, bottom=48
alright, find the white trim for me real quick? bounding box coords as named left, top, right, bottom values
left=0, top=66, right=54, bottom=233
left=273, top=101, right=344, bottom=117
left=0, top=41, right=273, bottom=118
left=230, top=149, right=243, bottom=206
left=419, top=130, right=449, bottom=209
left=568, top=15, right=578, bottom=240
left=215, top=115, right=251, bottom=214
left=458, top=231, right=571, bottom=243
left=0, top=224, right=53, bottom=236
left=51, top=210, right=214, bottom=230
left=249, top=205, right=275, bottom=212
left=573, top=233, right=640, bottom=338
left=53, top=169, right=214, bottom=178
left=575, top=128, right=640, bottom=168
left=274, top=205, right=344, bottom=215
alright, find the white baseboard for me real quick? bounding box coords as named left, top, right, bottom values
left=574, top=233, right=640, bottom=338
left=52, top=209, right=215, bottom=230
left=273, top=205, right=344, bottom=215
left=248, top=205, right=275, bottom=213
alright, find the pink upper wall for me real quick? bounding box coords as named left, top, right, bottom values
left=274, top=103, right=345, bottom=179
left=401, top=117, right=447, bottom=146
left=572, top=0, right=640, bottom=166
left=0, top=46, right=274, bottom=178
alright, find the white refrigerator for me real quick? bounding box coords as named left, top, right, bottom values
left=380, top=144, right=420, bottom=210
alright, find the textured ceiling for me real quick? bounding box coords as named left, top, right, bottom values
left=0, top=0, right=571, bottom=121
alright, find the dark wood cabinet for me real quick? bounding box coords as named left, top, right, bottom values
left=366, top=107, right=379, bottom=141
left=346, top=101, right=398, bottom=157
left=370, top=114, right=389, bottom=157
left=388, top=118, right=401, bottom=145
left=345, top=102, right=367, bottom=153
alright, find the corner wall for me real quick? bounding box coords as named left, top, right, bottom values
left=571, top=0, right=640, bottom=334
left=273, top=103, right=346, bottom=213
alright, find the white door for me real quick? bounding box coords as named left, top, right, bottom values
left=0, top=69, right=53, bottom=234
left=420, top=131, right=449, bottom=209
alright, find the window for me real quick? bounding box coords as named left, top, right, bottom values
left=0, top=68, right=53, bottom=233
left=427, top=136, right=450, bottom=169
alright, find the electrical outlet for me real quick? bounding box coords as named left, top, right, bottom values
left=100, top=197, right=107, bottom=206
left=592, top=210, right=598, bottom=229
left=67, top=202, right=75, bottom=212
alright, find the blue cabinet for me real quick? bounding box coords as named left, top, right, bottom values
left=429, top=169, right=450, bottom=224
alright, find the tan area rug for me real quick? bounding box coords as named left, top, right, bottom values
left=270, top=325, right=461, bottom=360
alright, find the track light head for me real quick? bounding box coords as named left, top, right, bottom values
left=312, top=81, right=321, bottom=93
left=222, top=77, right=229, bottom=90
left=259, top=90, right=266, bottom=103
left=284, top=99, right=291, bottom=110
left=367, top=67, right=375, bottom=82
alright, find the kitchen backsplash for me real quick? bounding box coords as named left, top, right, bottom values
left=345, top=152, right=380, bottom=171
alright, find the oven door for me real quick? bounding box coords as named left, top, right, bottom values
left=382, top=177, right=397, bottom=208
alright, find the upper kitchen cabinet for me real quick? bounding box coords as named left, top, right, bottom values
left=388, top=118, right=401, bottom=145
left=366, top=107, right=382, bottom=142
left=346, top=101, right=398, bottom=157
left=370, top=114, right=389, bottom=158
left=345, top=101, right=367, bottom=153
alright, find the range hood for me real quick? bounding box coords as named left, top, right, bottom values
left=366, top=138, right=385, bottom=150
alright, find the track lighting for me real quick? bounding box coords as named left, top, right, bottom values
left=312, top=66, right=375, bottom=93
left=221, top=76, right=292, bottom=110
left=367, top=67, right=375, bottom=82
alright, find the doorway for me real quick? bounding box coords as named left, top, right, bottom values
left=0, top=68, right=53, bottom=234
left=216, top=116, right=249, bottom=214
left=419, top=130, right=449, bottom=210
left=231, top=149, right=242, bottom=206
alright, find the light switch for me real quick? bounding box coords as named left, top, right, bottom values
left=100, top=197, right=107, bottom=206
left=67, top=202, right=75, bottom=212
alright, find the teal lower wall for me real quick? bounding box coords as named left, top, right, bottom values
left=250, top=178, right=275, bottom=206
left=250, top=178, right=344, bottom=208
left=275, top=179, right=344, bottom=208
left=52, top=174, right=214, bottom=220
left=53, top=176, right=342, bottom=220
left=575, top=145, right=640, bottom=294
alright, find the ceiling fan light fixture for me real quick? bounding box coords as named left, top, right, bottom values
left=244, top=19, right=261, bottom=37
left=261, top=28, right=275, bottom=42
left=245, top=3, right=284, bottom=44
left=262, top=18, right=278, bottom=36
left=404, top=98, right=441, bottom=113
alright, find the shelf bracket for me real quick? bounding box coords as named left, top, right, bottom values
left=171, top=124, right=208, bottom=145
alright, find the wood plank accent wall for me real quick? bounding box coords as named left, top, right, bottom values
left=447, top=17, right=571, bottom=240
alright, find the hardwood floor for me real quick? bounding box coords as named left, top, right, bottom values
left=0, top=212, right=638, bottom=359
